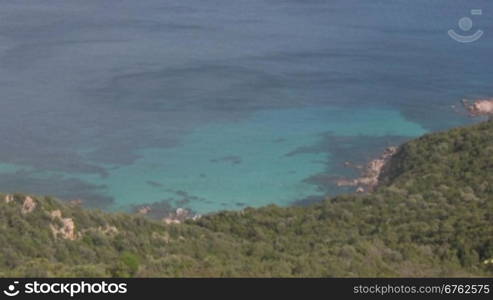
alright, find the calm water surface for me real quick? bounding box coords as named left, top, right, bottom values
left=0, top=0, right=491, bottom=213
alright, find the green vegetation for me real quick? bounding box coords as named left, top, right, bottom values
left=1, top=120, right=493, bottom=277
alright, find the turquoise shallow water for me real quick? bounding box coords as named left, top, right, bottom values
left=0, top=105, right=426, bottom=214
left=67, top=106, right=426, bottom=213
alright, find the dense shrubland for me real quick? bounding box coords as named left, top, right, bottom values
left=1, top=120, right=492, bottom=277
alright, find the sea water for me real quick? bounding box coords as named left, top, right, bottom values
left=0, top=0, right=491, bottom=214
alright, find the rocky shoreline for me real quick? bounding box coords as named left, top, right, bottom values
left=461, top=98, right=493, bottom=117
left=336, top=146, right=397, bottom=193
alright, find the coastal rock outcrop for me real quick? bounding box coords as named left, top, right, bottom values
left=49, top=210, right=78, bottom=240
left=163, top=208, right=200, bottom=224
left=462, top=98, right=493, bottom=117
left=4, top=194, right=14, bottom=203
left=3, top=195, right=38, bottom=213
left=337, top=146, right=397, bottom=191
left=21, top=196, right=37, bottom=214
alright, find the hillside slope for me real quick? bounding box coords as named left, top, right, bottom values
left=1, top=120, right=493, bottom=277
